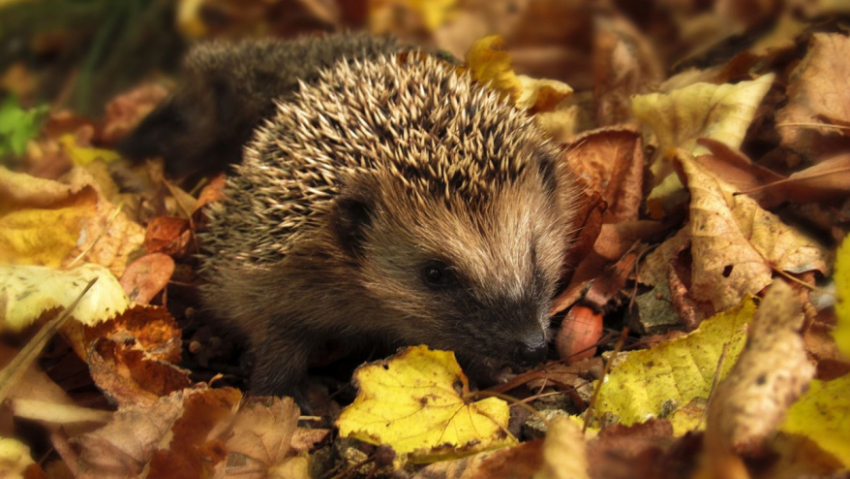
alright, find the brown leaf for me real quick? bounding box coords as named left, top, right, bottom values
left=194, top=173, right=227, bottom=213
left=66, top=305, right=188, bottom=406
left=555, top=220, right=668, bottom=314
left=213, top=397, right=329, bottom=479
left=675, top=151, right=830, bottom=312
left=565, top=127, right=644, bottom=223
left=694, top=138, right=786, bottom=207
left=120, top=253, right=175, bottom=305
left=587, top=420, right=678, bottom=479
left=776, top=33, right=850, bottom=160
left=593, top=15, right=664, bottom=126
left=148, top=388, right=242, bottom=479
left=75, top=387, right=241, bottom=478
left=144, top=216, right=192, bottom=256
left=755, top=152, right=850, bottom=205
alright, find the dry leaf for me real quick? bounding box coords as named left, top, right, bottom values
left=633, top=73, right=775, bottom=167
left=465, top=35, right=572, bottom=112
left=564, top=127, right=644, bottom=223
left=212, top=397, right=328, bottom=479
left=704, top=281, right=814, bottom=474
left=119, top=253, right=175, bottom=304
left=632, top=74, right=774, bottom=216
left=0, top=168, right=97, bottom=268
left=594, top=298, right=756, bottom=433
left=79, top=306, right=189, bottom=406
left=776, top=33, right=850, bottom=160
left=147, top=388, right=242, bottom=479
left=0, top=437, right=39, bottom=479
left=759, top=153, right=850, bottom=205
left=144, top=216, right=192, bottom=256
left=533, top=416, right=589, bottom=479
left=101, top=84, right=169, bottom=144
left=676, top=152, right=831, bottom=311
left=76, top=387, right=241, bottom=478
left=593, top=15, right=664, bottom=126
left=694, top=138, right=785, bottom=207
left=586, top=420, right=676, bottom=479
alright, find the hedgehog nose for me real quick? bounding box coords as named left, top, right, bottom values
left=514, top=330, right=548, bottom=367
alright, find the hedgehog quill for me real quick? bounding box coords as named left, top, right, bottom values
left=161, top=36, right=581, bottom=396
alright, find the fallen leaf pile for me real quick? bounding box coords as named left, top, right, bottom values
left=1, top=1, right=850, bottom=478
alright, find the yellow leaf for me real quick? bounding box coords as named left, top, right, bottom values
left=632, top=74, right=774, bottom=216
left=781, top=375, right=850, bottom=467
left=515, top=75, right=573, bottom=113
left=0, top=437, right=35, bottom=477
left=465, top=36, right=572, bottom=113
left=59, top=134, right=121, bottom=166
left=466, top=36, right=520, bottom=103
left=369, top=0, right=457, bottom=33
left=410, top=0, right=457, bottom=31
left=594, top=298, right=756, bottom=435
left=0, top=264, right=129, bottom=332
left=0, top=167, right=144, bottom=277
left=834, top=234, right=850, bottom=357
left=0, top=177, right=96, bottom=268
left=176, top=0, right=208, bottom=38
left=336, top=346, right=515, bottom=463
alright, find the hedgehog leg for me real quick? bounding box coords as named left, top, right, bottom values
left=249, top=330, right=317, bottom=399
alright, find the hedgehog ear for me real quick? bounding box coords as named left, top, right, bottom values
left=332, top=184, right=376, bottom=257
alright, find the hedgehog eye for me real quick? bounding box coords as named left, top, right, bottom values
left=421, top=261, right=454, bottom=288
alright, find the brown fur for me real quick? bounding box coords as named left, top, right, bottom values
left=118, top=33, right=402, bottom=177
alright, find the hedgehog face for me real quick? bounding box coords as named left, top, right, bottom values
left=335, top=157, right=572, bottom=368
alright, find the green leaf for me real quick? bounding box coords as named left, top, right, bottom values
left=0, top=95, right=48, bottom=157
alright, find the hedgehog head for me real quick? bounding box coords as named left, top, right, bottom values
left=297, top=56, right=580, bottom=367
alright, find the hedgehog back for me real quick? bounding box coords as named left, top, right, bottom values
left=201, top=54, right=543, bottom=270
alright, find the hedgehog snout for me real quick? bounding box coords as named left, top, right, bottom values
left=513, top=327, right=548, bottom=367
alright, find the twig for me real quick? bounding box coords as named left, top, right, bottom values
left=0, top=277, right=98, bottom=403
left=583, top=327, right=629, bottom=433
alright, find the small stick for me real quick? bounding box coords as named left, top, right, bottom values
left=583, top=327, right=629, bottom=433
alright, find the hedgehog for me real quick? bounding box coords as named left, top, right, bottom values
left=118, top=33, right=403, bottom=178
left=199, top=49, right=579, bottom=396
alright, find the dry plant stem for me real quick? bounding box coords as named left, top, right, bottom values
left=735, top=165, right=850, bottom=196
left=771, top=268, right=825, bottom=294
left=472, top=390, right=551, bottom=430
left=0, top=277, right=98, bottom=403
left=326, top=454, right=375, bottom=479
left=49, top=428, right=79, bottom=477
left=699, top=343, right=729, bottom=431
left=163, top=180, right=196, bottom=220
left=583, top=327, right=629, bottom=433
left=775, top=122, right=850, bottom=130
